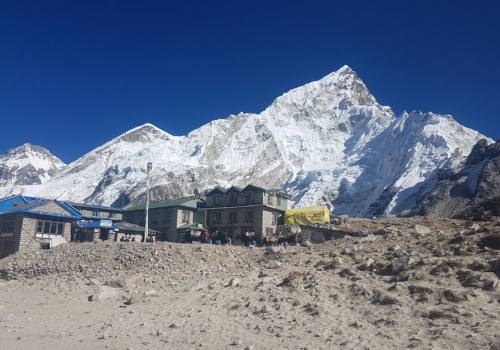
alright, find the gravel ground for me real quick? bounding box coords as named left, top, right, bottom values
left=0, top=217, right=499, bottom=350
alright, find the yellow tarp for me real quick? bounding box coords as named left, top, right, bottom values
left=284, top=205, right=330, bottom=225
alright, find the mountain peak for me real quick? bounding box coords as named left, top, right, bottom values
left=116, top=123, right=174, bottom=143
left=261, top=64, right=390, bottom=120
left=0, top=143, right=65, bottom=187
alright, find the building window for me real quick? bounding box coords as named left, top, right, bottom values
left=213, top=211, right=222, bottom=224
left=214, top=195, right=222, bottom=206
left=244, top=210, right=254, bottom=223
left=245, top=193, right=252, bottom=204
left=36, top=220, right=65, bottom=238
left=267, top=194, right=273, bottom=206
left=230, top=194, right=238, bottom=205
left=277, top=196, right=281, bottom=206
left=265, top=227, right=274, bottom=236
left=110, top=212, right=116, bottom=219
left=92, top=210, right=99, bottom=217
left=182, top=210, right=191, bottom=223
left=229, top=211, right=237, bottom=224
left=0, top=217, right=15, bottom=234
left=272, top=212, right=278, bottom=225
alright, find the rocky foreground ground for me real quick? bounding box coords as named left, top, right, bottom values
left=0, top=217, right=499, bottom=350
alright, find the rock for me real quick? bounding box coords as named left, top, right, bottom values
left=457, top=270, right=498, bottom=290
left=301, top=241, right=313, bottom=248
left=144, top=289, right=159, bottom=297
left=349, top=283, right=372, bottom=298
left=493, top=259, right=500, bottom=278
left=412, top=224, right=431, bottom=235
left=478, top=233, right=500, bottom=250
left=125, top=275, right=145, bottom=286
left=342, top=244, right=362, bottom=256
left=468, top=223, right=481, bottom=232
left=269, top=260, right=282, bottom=269
left=391, top=256, right=410, bottom=274
left=265, top=246, right=281, bottom=255
left=408, top=285, right=433, bottom=295
left=104, top=279, right=127, bottom=288
left=88, top=286, right=120, bottom=302
left=360, top=235, right=378, bottom=242
left=226, top=277, right=241, bottom=287
left=442, top=289, right=469, bottom=303
left=231, top=338, right=243, bottom=346
left=371, top=289, right=400, bottom=305
left=124, top=295, right=141, bottom=305
left=303, top=303, right=321, bottom=316
left=423, top=307, right=459, bottom=321
left=387, top=244, right=402, bottom=252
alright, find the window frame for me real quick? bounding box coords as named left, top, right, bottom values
left=229, top=211, right=237, bottom=224
left=36, top=220, right=66, bottom=238
left=244, top=210, right=254, bottom=223
left=182, top=210, right=191, bottom=223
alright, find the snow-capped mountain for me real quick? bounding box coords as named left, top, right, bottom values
left=0, top=65, right=491, bottom=216
left=0, top=144, right=65, bottom=187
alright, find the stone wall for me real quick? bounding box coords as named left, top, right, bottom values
left=19, top=217, right=42, bottom=252
left=36, top=202, right=71, bottom=215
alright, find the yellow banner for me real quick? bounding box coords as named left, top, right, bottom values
left=284, top=205, right=330, bottom=225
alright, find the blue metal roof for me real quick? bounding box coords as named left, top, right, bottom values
left=68, top=201, right=123, bottom=212
left=0, top=195, right=41, bottom=214
left=0, top=196, right=82, bottom=220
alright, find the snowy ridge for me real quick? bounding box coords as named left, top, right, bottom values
left=0, top=66, right=492, bottom=215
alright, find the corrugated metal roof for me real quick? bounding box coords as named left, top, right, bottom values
left=116, top=221, right=159, bottom=233
left=124, top=196, right=200, bottom=212
left=204, top=184, right=290, bottom=198
left=0, top=196, right=82, bottom=220
left=68, top=201, right=122, bottom=212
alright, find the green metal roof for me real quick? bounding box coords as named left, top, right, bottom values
left=124, top=196, right=199, bottom=212
left=116, top=221, right=160, bottom=233
left=205, top=184, right=290, bottom=197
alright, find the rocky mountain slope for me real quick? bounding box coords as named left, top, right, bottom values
left=0, top=144, right=65, bottom=187
left=413, top=139, right=500, bottom=219
left=0, top=66, right=490, bottom=215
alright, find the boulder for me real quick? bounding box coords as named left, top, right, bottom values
left=412, top=224, right=431, bottom=235
left=268, top=260, right=282, bottom=269
left=226, top=277, right=241, bottom=287
left=88, top=286, right=120, bottom=302
left=371, top=289, right=400, bottom=305
left=442, top=289, right=469, bottom=303
left=478, top=233, right=500, bottom=250
left=301, top=241, right=313, bottom=248
left=391, top=256, right=410, bottom=274
left=104, top=279, right=127, bottom=288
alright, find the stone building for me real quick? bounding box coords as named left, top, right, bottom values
left=0, top=198, right=78, bottom=259
left=69, top=202, right=123, bottom=221
left=123, top=196, right=205, bottom=242
left=203, top=185, right=290, bottom=242
left=70, top=202, right=123, bottom=241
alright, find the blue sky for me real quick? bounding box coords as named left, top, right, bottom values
left=1, top=0, right=499, bottom=162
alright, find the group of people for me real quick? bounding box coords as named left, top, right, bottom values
left=183, top=229, right=297, bottom=247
